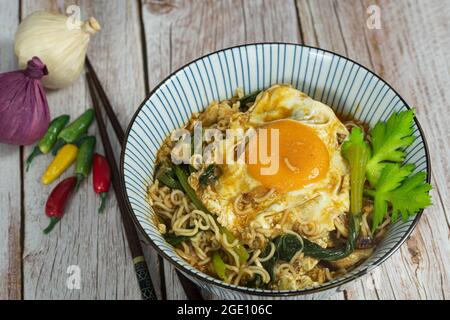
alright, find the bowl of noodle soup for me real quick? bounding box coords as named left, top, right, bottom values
left=121, top=43, right=430, bottom=299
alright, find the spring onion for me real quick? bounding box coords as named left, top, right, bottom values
left=212, top=252, right=226, bottom=280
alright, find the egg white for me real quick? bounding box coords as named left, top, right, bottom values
left=196, top=85, right=350, bottom=242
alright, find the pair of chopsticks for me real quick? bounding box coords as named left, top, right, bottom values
left=85, top=58, right=203, bottom=300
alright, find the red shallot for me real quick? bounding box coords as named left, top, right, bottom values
left=0, top=57, right=50, bottom=145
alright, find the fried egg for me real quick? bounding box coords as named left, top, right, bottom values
left=197, top=85, right=350, bottom=243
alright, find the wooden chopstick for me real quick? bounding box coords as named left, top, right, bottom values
left=86, top=72, right=157, bottom=300
left=85, top=61, right=204, bottom=300
left=86, top=58, right=125, bottom=144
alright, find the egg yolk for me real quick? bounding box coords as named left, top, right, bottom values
left=246, top=119, right=329, bottom=192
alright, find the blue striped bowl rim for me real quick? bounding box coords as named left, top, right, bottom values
left=120, top=43, right=431, bottom=298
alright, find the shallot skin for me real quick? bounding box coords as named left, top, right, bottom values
left=0, top=57, right=50, bottom=146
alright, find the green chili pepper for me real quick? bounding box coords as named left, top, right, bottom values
left=26, top=115, right=70, bottom=171
left=212, top=251, right=226, bottom=280
left=73, top=134, right=89, bottom=147
left=52, top=109, right=95, bottom=155
left=75, top=136, right=96, bottom=189
left=50, top=133, right=89, bottom=160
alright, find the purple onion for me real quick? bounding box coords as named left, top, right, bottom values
left=0, top=57, right=50, bottom=145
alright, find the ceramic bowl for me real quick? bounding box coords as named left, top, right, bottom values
left=121, top=43, right=430, bottom=299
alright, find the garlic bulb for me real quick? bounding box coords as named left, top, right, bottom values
left=15, top=11, right=101, bottom=89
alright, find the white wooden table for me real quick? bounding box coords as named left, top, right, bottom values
left=0, top=0, right=448, bottom=300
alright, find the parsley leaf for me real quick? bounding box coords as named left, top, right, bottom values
left=365, top=163, right=432, bottom=232
left=366, top=110, right=416, bottom=186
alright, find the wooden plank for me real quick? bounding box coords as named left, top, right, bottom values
left=20, top=0, right=150, bottom=299
left=297, top=0, right=450, bottom=299
left=0, top=0, right=21, bottom=300
left=141, top=0, right=347, bottom=300
left=80, top=0, right=164, bottom=300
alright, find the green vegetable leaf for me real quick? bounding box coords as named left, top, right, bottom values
left=199, top=164, right=219, bottom=186
left=156, top=166, right=182, bottom=190
left=239, top=90, right=262, bottom=112
left=366, top=110, right=416, bottom=186
left=172, top=164, right=210, bottom=212
left=302, top=214, right=359, bottom=261
left=366, top=163, right=432, bottom=232
left=164, top=233, right=191, bottom=246
left=259, top=233, right=303, bottom=282
left=386, top=171, right=432, bottom=222
left=273, top=234, right=304, bottom=262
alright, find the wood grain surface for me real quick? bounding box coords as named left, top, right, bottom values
left=20, top=0, right=144, bottom=300
left=0, top=0, right=21, bottom=300
left=298, top=0, right=450, bottom=300
left=0, top=0, right=448, bottom=300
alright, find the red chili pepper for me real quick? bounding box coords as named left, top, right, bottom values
left=92, top=153, right=111, bottom=213
left=44, top=176, right=77, bottom=234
